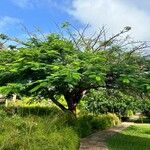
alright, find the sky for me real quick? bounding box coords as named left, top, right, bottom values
left=1, top=0, right=150, bottom=42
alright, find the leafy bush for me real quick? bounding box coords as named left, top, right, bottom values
left=91, top=113, right=120, bottom=130
left=74, top=113, right=120, bottom=137
left=83, top=90, right=138, bottom=118
left=138, top=99, right=150, bottom=118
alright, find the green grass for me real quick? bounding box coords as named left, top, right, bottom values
left=0, top=108, right=79, bottom=150
left=0, top=103, right=120, bottom=150
left=106, top=125, right=150, bottom=150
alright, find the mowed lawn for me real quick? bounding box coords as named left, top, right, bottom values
left=106, top=124, right=150, bottom=150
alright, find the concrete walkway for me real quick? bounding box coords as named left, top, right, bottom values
left=79, top=122, right=134, bottom=150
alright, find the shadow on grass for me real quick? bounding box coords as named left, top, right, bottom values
left=128, top=115, right=150, bottom=124
left=106, top=130, right=150, bottom=150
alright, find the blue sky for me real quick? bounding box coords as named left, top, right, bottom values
left=1, top=0, right=150, bottom=43
left=0, top=0, right=82, bottom=37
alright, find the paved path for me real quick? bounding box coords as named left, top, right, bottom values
left=79, top=122, right=134, bottom=150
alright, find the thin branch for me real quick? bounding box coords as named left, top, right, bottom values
left=76, top=24, right=89, bottom=45
left=71, top=24, right=89, bottom=48
left=120, top=42, right=150, bottom=64
left=53, top=21, right=65, bottom=39
left=91, top=26, right=106, bottom=49
left=66, top=28, right=80, bottom=50
left=20, top=23, right=33, bottom=39
left=94, top=27, right=131, bottom=52
left=34, top=26, right=47, bottom=41
left=6, top=36, right=30, bottom=46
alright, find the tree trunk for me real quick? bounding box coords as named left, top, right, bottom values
left=64, top=89, right=84, bottom=114
left=66, top=97, right=77, bottom=114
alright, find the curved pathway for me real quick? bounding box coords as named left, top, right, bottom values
left=79, top=122, right=134, bottom=150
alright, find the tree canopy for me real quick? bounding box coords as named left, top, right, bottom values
left=0, top=25, right=150, bottom=113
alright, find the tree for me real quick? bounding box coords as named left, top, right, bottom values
left=0, top=25, right=150, bottom=114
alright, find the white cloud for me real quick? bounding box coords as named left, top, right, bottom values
left=69, top=0, right=150, bottom=41
left=11, top=0, right=32, bottom=8
left=0, top=16, right=21, bottom=32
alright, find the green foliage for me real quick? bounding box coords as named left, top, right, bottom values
left=91, top=113, right=120, bottom=130
left=83, top=90, right=150, bottom=120
left=138, top=99, right=150, bottom=118
left=0, top=29, right=149, bottom=112
left=74, top=113, right=120, bottom=137
left=83, top=90, right=138, bottom=118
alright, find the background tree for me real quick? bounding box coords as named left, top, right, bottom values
left=0, top=24, right=149, bottom=114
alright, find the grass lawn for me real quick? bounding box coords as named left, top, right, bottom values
left=106, top=124, right=150, bottom=150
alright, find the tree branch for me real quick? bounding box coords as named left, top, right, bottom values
left=94, top=26, right=131, bottom=52
left=50, top=96, right=68, bottom=111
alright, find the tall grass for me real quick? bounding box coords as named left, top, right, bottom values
left=0, top=108, right=79, bottom=150
left=0, top=100, right=120, bottom=150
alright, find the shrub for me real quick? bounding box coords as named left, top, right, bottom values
left=138, top=99, right=150, bottom=118
left=91, top=113, right=120, bottom=130
left=83, top=90, right=138, bottom=118
left=74, top=113, right=120, bottom=137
